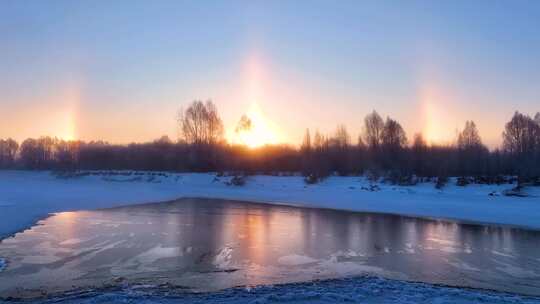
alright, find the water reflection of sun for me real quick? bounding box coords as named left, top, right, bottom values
left=53, top=211, right=79, bottom=242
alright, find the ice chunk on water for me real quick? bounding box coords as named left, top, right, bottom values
left=214, top=246, right=233, bottom=268
left=59, top=238, right=84, bottom=246
left=0, top=258, right=6, bottom=272
left=278, top=254, right=318, bottom=266
left=133, top=245, right=182, bottom=264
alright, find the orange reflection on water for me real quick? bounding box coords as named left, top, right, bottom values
left=51, top=211, right=80, bottom=243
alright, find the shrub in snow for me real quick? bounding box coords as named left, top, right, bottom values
left=503, top=185, right=528, bottom=197
left=493, top=175, right=509, bottom=185
left=366, top=170, right=380, bottom=183
left=503, top=189, right=527, bottom=197
left=226, top=175, right=247, bottom=186
left=304, top=174, right=321, bottom=184
left=456, top=177, right=471, bottom=186
left=435, top=176, right=448, bottom=189
left=383, top=171, right=399, bottom=184
left=53, top=171, right=89, bottom=179
left=361, top=184, right=381, bottom=192
left=383, top=171, right=418, bottom=186
left=398, top=174, right=418, bottom=186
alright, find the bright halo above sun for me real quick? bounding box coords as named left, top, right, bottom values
left=233, top=103, right=279, bottom=148
left=59, top=109, right=76, bottom=141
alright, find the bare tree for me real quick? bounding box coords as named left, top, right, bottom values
left=313, top=130, right=325, bottom=150
left=301, top=128, right=311, bottom=153
left=503, top=111, right=540, bottom=181
left=329, top=125, right=353, bottom=175
left=19, top=138, right=41, bottom=169
left=503, top=112, right=539, bottom=156
left=412, top=133, right=428, bottom=177
left=457, top=121, right=488, bottom=177
left=379, top=117, right=408, bottom=179
left=0, top=138, right=18, bottom=168
left=457, top=121, right=482, bottom=150
left=381, top=118, right=407, bottom=149
left=55, top=140, right=80, bottom=171
left=300, top=129, right=312, bottom=176
left=178, top=100, right=224, bottom=145
left=357, top=135, right=366, bottom=150
left=362, top=111, right=384, bottom=150
left=333, top=124, right=351, bottom=148
left=305, top=130, right=331, bottom=180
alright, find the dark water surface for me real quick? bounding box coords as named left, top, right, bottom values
left=0, top=198, right=539, bottom=299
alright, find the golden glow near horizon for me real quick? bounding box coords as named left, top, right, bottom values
left=417, top=79, right=459, bottom=146
left=231, top=103, right=280, bottom=148
left=2, top=85, right=81, bottom=143
left=53, top=85, right=80, bottom=141
left=422, top=101, right=443, bottom=144
left=1, top=53, right=504, bottom=148
left=57, top=109, right=76, bottom=141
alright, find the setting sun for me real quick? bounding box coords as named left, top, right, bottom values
left=232, top=103, right=279, bottom=148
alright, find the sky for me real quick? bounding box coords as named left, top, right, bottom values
left=1, top=0, right=539, bottom=148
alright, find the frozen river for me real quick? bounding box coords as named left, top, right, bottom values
left=0, top=198, right=539, bottom=301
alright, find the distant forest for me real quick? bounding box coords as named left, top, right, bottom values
left=1, top=100, right=539, bottom=186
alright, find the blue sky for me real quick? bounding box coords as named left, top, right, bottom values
left=1, top=0, right=539, bottom=147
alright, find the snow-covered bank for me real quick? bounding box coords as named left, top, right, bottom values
left=3, top=277, right=539, bottom=304
left=0, top=170, right=539, bottom=239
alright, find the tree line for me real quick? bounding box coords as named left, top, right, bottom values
left=1, top=100, right=539, bottom=185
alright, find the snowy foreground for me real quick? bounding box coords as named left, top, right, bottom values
left=1, top=171, right=540, bottom=303
left=0, top=170, right=539, bottom=239
left=2, top=277, right=539, bottom=304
